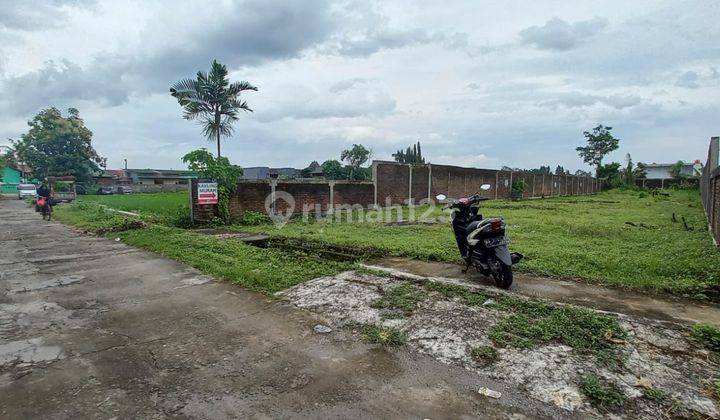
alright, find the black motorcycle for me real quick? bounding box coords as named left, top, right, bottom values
left=437, top=185, right=523, bottom=289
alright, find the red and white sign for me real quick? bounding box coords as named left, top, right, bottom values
left=197, top=182, right=218, bottom=205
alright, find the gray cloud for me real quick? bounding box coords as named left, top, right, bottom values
left=519, top=17, right=608, bottom=51
left=329, top=28, right=440, bottom=57
left=676, top=71, right=700, bottom=88
left=544, top=91, right=642, bottom=109
left=0, top=0, right=335, bottom=115
left=0, top=59, right=128, bottom=116
left=258, top=79, right=396, bottom=122
left=0, top=0, right=96, bottom=31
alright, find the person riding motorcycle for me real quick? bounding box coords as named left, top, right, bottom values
left=36, top=182, right=52, bottom=218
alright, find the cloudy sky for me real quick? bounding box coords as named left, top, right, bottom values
left=1, top=0, right=718, bottom=171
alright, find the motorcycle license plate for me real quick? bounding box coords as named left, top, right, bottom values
left=484, top=237, right=510, bottom=248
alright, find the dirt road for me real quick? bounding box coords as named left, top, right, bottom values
left=0, top=198, right=567, bottom=419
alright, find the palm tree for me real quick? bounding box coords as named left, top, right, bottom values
left=170, top=60, right=257, bottom=158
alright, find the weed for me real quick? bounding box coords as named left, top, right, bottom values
left=371, top=283, right=429, bottom=315
left=489, top=300, right=627, bottom=365
left=424, top=281, right=487, bottom=306
left=579, top=374, right=626, bottom=408
left=709, top=379, right=720, bottom=401
left=362, top=325, right=406, bottom=346
left=234, top=210, right=270, bottom=226
left=470, top=345, right=498, bottom=366
left=691, top=323, right=720, bottom=352
left=643, top=387, right=668, bottom=403
left=241, top=189, right=720, bottom=298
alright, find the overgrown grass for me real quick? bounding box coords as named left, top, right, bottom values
left=470, top=345, right=498, bottom=366
left=242, top=189, right=719, bottom=297
left=77, top=192, right=191, bottom=226
left=371, top=283, right=429, bottom=316
left=579, top=374, right=626, bottom=408
left=371, top=279, right=626, bottom=364
left=691, top=323, right=720, bottom=353
left=362, top=325, right=407, bottom=346
left=53, top=202, right=349, bottom=294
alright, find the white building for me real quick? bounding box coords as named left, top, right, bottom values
left=643, top=160, right=702, bottom=180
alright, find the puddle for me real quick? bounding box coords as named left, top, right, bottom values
left=0, top=338, right=63, bottom=366
left=368, top=257, right=720, bottom=326
left=8, top=275, right=86, bottom=294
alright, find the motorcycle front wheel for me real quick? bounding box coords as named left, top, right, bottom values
left=492, top=261, right=513, bottom=289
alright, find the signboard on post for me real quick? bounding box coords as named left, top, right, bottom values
left=197, top=181, right=218, bottom=205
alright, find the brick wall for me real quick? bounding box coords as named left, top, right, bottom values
left=374, top=161, right=600, bottom=205
left=333, top=181, right=374, bottom=208
left=189, top=179, right=217, bottom=223
left=700, top=137, right=720, bottom=246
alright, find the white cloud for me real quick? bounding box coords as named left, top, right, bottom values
left=519, top=17, right=608, bottom=51
left=0, top=0, right=718, bottom=172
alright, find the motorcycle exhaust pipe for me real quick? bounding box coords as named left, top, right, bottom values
left=510, top=252, right=524, bottom=265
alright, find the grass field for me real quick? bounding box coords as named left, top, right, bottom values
left=240, top=189, right=719, bottom=298
left=53, top=202, right=349, bottom=293
left=77, top=192, right=189, bottom=217
left=63, top=188, right=720, bottom=298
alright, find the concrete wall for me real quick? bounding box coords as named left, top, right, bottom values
left=373, top=161, right=600, bottom=205
left=189, top=161, right=601, bottom=223
left=700, top=137, right=720, bottom=246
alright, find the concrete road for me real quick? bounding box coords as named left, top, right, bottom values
left=0, top=199, right=567, bottom=419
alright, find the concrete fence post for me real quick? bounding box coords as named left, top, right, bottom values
left=408, top=164, right=413, bottom=206
left=541, top=174, right=545, bottom=196
left=494, top=171, right=499, bottom=200
left=270, top=179, right=277, bottom=215
left=427, top=163, right=432, bottom=201
left=532, top=174, right=536, bottom=197
left=509, top=172, right=514, bottom=199
left=328, top=180, right=335, bottom=214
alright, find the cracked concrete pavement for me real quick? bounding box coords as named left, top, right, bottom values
left=0, top=198, right=569, bottom=419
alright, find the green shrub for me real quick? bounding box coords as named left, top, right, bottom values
left=362, top=325, right=406, bottom=346
left=470, top=345, right=498, bottom=366
left=579, top=374, right=626, bottom=407
left=691, top=323, right=720, bottom=352
left=371, top=282, right=429, bottom=316
left=235, top=211, right=270, bottom=226
left=511, top=180, right=526, bottom=199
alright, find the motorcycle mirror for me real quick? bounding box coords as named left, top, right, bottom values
left=480, top=184, right=492, bottom=191
left=435, top=194, right=447, bottom=201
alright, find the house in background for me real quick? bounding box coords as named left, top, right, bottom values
left=125, top=169, right=197, bottom=185
left=1, top=165, right=22, bottom=193
left=242, top=167, right=301, bottom=180
left=0, top=164, right=31, bottom=193
left=644, top=160, right=702, bottom=180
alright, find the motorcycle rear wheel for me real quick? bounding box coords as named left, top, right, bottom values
left=493, top=261, right=513, bottom=289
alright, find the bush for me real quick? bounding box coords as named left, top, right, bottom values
left=511, top=180, right=526, bottom=199
left=235, top=211, right=270, bottom=226
left=691, top=323, right=720, bottom=352
left=579, top=374, right=626, bottom=407
left=362, top=325, right=406, bottom=346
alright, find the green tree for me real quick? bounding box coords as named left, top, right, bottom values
left=393, top=141, right=425, bottom=164
left=341, top=144, right=371, bottom=180
left=182, top=148, right=243, bottom=223
left=633, top=162, right=647, bottom=179
left=554, top=165, right=568, bottom=176
left=170, top=60, right=257, bottom=158
left=11, top=107, right=105, bottom=183
left=597, top=162, right=623, bottom=188
left=576, top=125, right=620, bottom=177
left=321, top=160, right=346, bottom=180
left=670, top=160, right=687, bottom=180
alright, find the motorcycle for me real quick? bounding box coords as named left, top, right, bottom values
left=437, top=184, right=523, bottom=289
left=36, top=196, right=53, bottom=221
